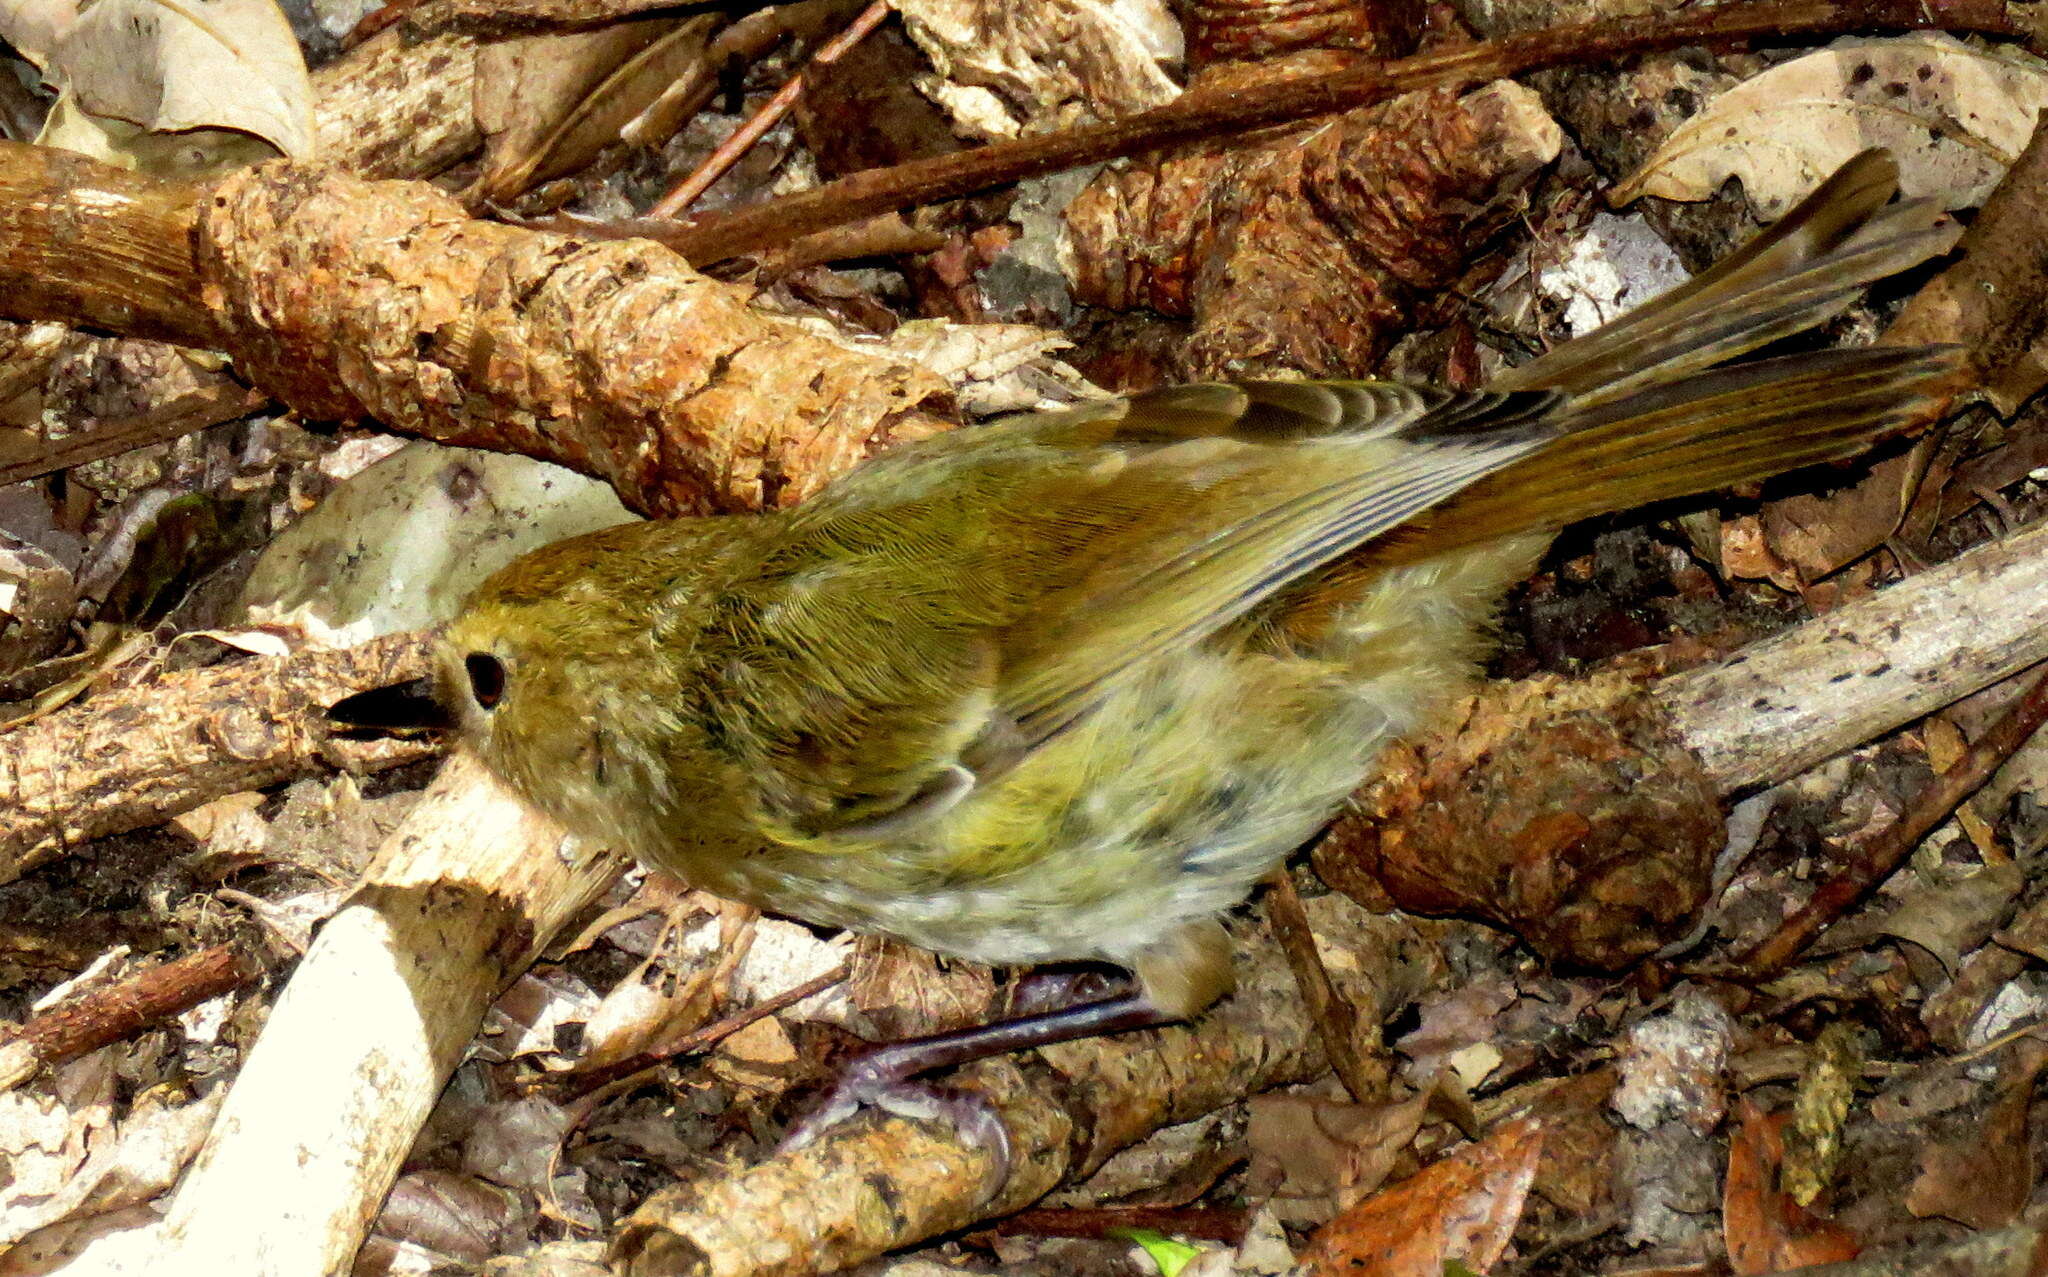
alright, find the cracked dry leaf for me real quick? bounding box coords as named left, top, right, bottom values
left=12, top=0, right=313, bottom=175
left=1614, top=33, right=2048, bottom=216
left=0, top=1054, right=113, bottom=1247
left=1296, top=1118, right=1542, bottom=1277
left=1246, top=1091, right=1431, bottom=1226
left=896, top=0, right=1182, bottom=140
left=2, top=1083, right=224, bottom=1266
left=1722, top=1098, right=1861, bottom=1275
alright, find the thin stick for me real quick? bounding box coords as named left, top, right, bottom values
left=649, top=0, right=2043, bottom=264
left=0, top=945, right=257, bottom=1092
left=548, top=962, right=850, bottom=1100
left=985, top=1204, right=1252, bottom=1243
left=0, top=383, right=263, bottom=487
left=1264, top=871, right=1389, bottom=1103
left=648, top=0, right=891, bottom=219
left=1724, top=662, right=2048, bottom=980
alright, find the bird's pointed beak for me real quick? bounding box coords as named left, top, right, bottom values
left=327, top=677, right=455, bottom=736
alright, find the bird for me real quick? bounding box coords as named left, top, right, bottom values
left=332, top=150, right=1961, bottom=1153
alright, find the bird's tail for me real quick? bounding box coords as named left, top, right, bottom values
left=1413, top=343, right=1963, bottom=548
left=1388, top=150, right=1967, bottom=552
left=1490, top=149, right=1958, bottom=407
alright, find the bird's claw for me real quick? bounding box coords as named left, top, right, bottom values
left=774, top=1056, right=1013, bottom=1198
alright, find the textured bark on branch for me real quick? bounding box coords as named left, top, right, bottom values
left=0, top=945, right=257, bottom=1093
left=1060, top=0, right=1557, bottom=380
left=0, top=143, right=954, bottom=518
left=0, top=630, right=436, bottom=887
left=1320, top=515, right=2048, bottom=970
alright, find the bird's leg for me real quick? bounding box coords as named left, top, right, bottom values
left=774, top=919, right=1234, bottom=1188
left=775, top=991, right=1174, bottom=1178
left=1006, top=963, right=1131, bottom=1015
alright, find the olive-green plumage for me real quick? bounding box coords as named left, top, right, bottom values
left=435, top=152, right=1961, bottom=1021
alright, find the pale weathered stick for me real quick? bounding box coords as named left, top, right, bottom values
left=313, top=27, right=480, bottom=180
left=1664, top=518, right=2048, bottom=791
left=144, top=752, right=625, bottom=1273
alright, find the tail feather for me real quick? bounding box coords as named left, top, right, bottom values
left=1260, top=150, right=1964, bottom=639
left=1491, top=150, right=1959, bottom=406
left=1397, top=345, right=1964, bottom=556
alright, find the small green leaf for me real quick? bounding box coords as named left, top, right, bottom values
left=1113, top=1227, right=1204, bottom=1277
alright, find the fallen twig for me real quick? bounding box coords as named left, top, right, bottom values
left=648, top=0, right=891, bottom=218
left=0, top=383, right=265, bottom=487
left=984, top=1204, right=1252, bottom=1243
left=547, top=962, right=851, bottom=1101
left=0, top=945, right=259, bottom=1093
left=651, top=0, right=2048, bottom=265
left=1265, top=870, right=1390, bottom=1103
left=1720, top=662, right=2048, bottom=980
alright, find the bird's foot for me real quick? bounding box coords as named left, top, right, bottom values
left=770, top=991, right=1169, bottom=1197
left=1006, top=965, right=1131, bottom=1016
left=774, top=1042, right=1013, bottom=1192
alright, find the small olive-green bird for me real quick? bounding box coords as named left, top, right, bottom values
left=337, top=152, right=1959, bottom=1142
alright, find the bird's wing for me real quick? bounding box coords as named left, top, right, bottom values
left=723, top=382, right=1557, bottom=840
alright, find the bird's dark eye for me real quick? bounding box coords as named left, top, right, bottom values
left=464, top=653, right=505, bottom=709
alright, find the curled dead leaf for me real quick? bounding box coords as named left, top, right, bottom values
left=1615, top=33, right=2048, bottom=216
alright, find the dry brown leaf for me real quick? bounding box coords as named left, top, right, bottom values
left=579, top=966, right=718, bottom=1072
left=1874, top=859, right=2024, bottom=974
left=848, top=935, right=997, bottom=1039
left=168, top=791, right=267, bottom=856
left=478, top=970, right=601, bottom=1066
left=576, top=886, right=731, bottom=1070
left=1247, top=1091, right=1431, bottom=1226
left=895, top=0, right=1182, bottom=140
left=704, top=1015, right=801, bottom=1098
left=1717, top=512, right=1801, bottom=589
left=14, top=0, right=313, bottom=174
left=1488, top=1070, right=1620, bottom=1217
left=1924, top=716, right=2003, bottom=858
left=1395, top=973, right=1519, bottom=1093
left=1722, top=1098, right=1861, bottom=1274
left=461, top=1095, right=575, bottom=1196
left=1614, top=34, right=2048, bottom=216
left=373, top=1169, right=532, bottom=1263
left=1296, top=1117, right=1544, bottom=1277
left=1905, top=1041, right=2047, bottom=1228
left=471, top=15, right=720, bottom=206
